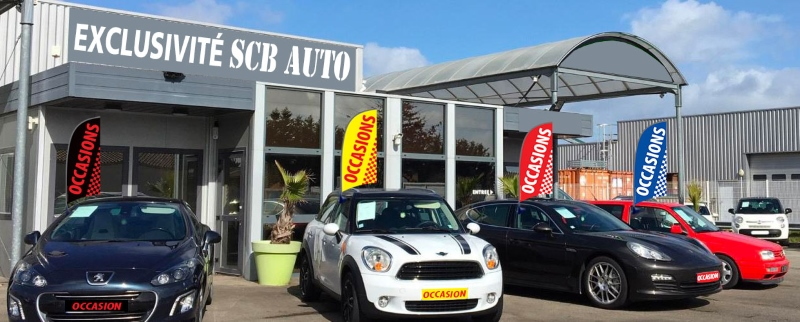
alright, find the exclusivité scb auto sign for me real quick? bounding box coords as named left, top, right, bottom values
left=67, top=8, right=359, bottom=92
left=340, top=110, right=379, bottom=192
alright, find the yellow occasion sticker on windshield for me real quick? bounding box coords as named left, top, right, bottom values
left=421, top=288, right=469, bottom=301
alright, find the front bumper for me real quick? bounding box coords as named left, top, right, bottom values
left=8, top=280, right=202, bottom=321
left=739, top=258, right=790, bottom=284
left=624, top=261, right=723, bottom=302
left=732, top=226, right=789, bottom=240
left=358, top=269, right=503, bottom=318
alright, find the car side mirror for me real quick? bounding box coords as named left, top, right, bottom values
left=24, top=231, right=41, bottom=245
left=786, top=208, right=792, bottom=214
left=203, top=231, right=221, bottom=245
left=466, top=222, right=481, bottom=235
left=670, top=223, right=684, bottom=235
left=533, top=222, right=553, bottom=235
left=323, top=223, right=340, bottom=236
left=728, top=208, right=735, bottom=214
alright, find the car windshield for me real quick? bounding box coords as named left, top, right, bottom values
left=736, top=199, right=784, bottom=214
left=49, top=201, right=187, bottom=241
left=672, top=206, right=720, bottom=232
left=549, top=203, right=632, bottom=233
left=354, top=198, right=462, bottom=234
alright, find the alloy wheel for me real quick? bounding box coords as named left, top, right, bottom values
left=300, top=260, right=311, bottom=295
left=587, top=262, right=622, bottom=304
left=342, top=277, right=355, bottom=322
left=721, top=260, right=733, bottom=286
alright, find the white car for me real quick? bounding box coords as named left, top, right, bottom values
left=298, top=188, right=503, bottom=322
left=729, top=197, right=791, bottom=246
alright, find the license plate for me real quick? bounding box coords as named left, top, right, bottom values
left=421, top=288, right=469, bottom=301
left=697, top=271, right=720, bottom=283
left=751, top=230, right=769, bottom=235
left=65, top=300, right=128, bottom=312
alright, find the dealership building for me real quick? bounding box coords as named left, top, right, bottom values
left=0, top=0, right=690, bottom=279
left=557, top=106, right=800, bottom=224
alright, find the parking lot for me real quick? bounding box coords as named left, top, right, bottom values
left=3, top=248, right=799, bottom=322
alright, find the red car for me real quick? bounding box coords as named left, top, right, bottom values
left=588, top=200, right=789, bottom=289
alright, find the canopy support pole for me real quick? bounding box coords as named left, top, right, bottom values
left=551, top=70, right=559, bottom=200
left=675, top=87, right=686, bottom=204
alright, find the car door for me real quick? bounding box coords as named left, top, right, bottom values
left=308, top=196, right=338, bottom=278
left=318, top=199, right=351, bottom=293
left=629, top=206, right=680, bottom=233
left=457, top=202, right=513, bottom=261
left=505, top=203, right=570, bottom=290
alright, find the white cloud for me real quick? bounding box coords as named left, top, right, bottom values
left=152, top=0, right=235, bottom=25
left=363, top=42, right=431, bottom=77
left=628, top=0, right=784, bottom=64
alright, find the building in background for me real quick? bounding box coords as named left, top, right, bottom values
left=558, top=106, right=800, bottom=224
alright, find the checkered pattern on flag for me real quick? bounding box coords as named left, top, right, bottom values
left=653, top=151, right=668, bottom=198
left=540, top=154, right=553, bottom=195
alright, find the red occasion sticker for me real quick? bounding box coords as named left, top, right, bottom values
left=696, top=271, right=720, bottom=283
left=519, top=122, right=554, bottom=201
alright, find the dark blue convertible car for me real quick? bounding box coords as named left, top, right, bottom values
left=7, top=196, right=220, bottom=321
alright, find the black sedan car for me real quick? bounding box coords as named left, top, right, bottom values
left=456, top=199, right=723, bottom=309
left=7, top=196, right=221, bottom=321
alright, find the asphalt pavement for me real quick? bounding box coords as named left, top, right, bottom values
left=3, top=248, right=800, bottom=321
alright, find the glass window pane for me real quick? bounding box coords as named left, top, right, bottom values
left=0, top=152, right=13, bottom=214
left=136, top=152, right=200, bottom=212
left=402, top=101, right=444, bottom=154
left=334, top=94, right=385, bottom=152
left=334, top=156, right=384, bottom=189
left=455, top=161, right=496, bottom=209
left=402, top=159, right=445, bottom=197
left=266, top=88, right=322, bottom=148
left=456, top=106, right=494, bottom=157
left=54, top=148, right=127, bottom=216
left=264, top=155, right=322, bottom=240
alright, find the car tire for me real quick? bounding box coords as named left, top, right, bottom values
left=341, top=272, right=367, bottom=322
left=299, top=253, right=321, bottom=302
left=471, top=295, right=503, bottom=322
left=777, top=239, right=789, bottom=247
left=205, top=281, right=214, bottom=305
left=718, top=254, right=740, bottom=289
left=584, top=256, right=629, bottom=309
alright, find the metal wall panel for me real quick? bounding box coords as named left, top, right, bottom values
left=748, top=153, right=800, bottom=177
left=592, top=107, right=800, bottom=181
left=0, top=0, right=70, bottom=87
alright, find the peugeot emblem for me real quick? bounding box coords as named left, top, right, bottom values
left=86, top=271, right=114, bottom=285
left=436, top=252, right=448, bottom=256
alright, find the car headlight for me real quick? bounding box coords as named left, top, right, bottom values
left=13, top=262, right=48, bottom=288
left=483, top=245, right=500, bottom=270
left=735, top=216, right=743, bottom=224
left=628, top=242, right=672, bottom=261
left=777, top=217, right=785, bottom=223
left=151, top=259, right=198, bottom=286
left=759, top=250, right=775, bottom=261
left=361, top=247, right=392, bottom=272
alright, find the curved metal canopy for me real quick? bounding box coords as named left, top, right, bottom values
left=363, top=32, right=687, bottom=107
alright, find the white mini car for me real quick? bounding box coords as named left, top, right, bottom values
left=730, top=197, right=791, bottom=246
left=298, top=188, right=503, bottom=322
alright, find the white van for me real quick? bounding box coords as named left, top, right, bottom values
left=729, top=197, right=791, bottom=246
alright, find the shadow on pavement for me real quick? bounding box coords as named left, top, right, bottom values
left=285, top=285, right=340, bottom=322
left=504, top=284, right=711, bottom=311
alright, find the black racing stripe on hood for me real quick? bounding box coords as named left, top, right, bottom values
left=374, top=235, right=420, bottom=255
left=450, top=234, right=471, bottom=255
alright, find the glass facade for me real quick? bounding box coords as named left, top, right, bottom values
left=455, top=161, right=496, bottom=209
left=401, top=101, right=444, bottom=154
left=266, top=88, right=322, bottom=149
left=455, top=106, right=494, bottom=157
left=334, top=94, right=385, bottom=152
left=0, top=152, right=12, bottom=215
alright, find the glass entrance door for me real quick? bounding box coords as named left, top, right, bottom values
left=217, top=151, right=245, bottom=275
left=133, top=149, right=202, bottom=212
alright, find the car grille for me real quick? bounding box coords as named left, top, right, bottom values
left=739, top=229, right=782, bottom=237
left=38, top=292, right=156, bottom=322
left=405, top=299, right=479, bottom=312
left=396, top=261, right=483, bottom=280
left=654, top=281, right=721, bottom=294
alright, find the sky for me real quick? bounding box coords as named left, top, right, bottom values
left=60, top=0, right=800, bottom=141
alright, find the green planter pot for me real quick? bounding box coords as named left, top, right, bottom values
left=252, top=240, right=302, bottom=286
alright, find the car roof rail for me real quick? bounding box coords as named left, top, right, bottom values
left=402, top=187, right=438, bottom=194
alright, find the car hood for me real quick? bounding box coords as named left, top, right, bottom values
left=34, top=239, right=194, bottom=272
left=364, top=233, right=484, bottom=257
left=699, top=231, right=783, bottom=251
left=579, top=230, right=718, bottom=263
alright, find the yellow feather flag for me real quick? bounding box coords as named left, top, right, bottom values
left=341, top=109, right=379, bottom=192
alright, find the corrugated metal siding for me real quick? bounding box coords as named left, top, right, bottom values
left=610, top=107, right=800, bottom=181
left=748, top=153, right=800, bottom=176
left=0, top=1, right=70, bottom=87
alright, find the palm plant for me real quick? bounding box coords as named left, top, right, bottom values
left=456, top=174, right=484, bottom=207
left=499, top=173, right=519, bottom=199
left=687, top=181, right=703, bottom=212
left=270, top=160, right=312, bottom=244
